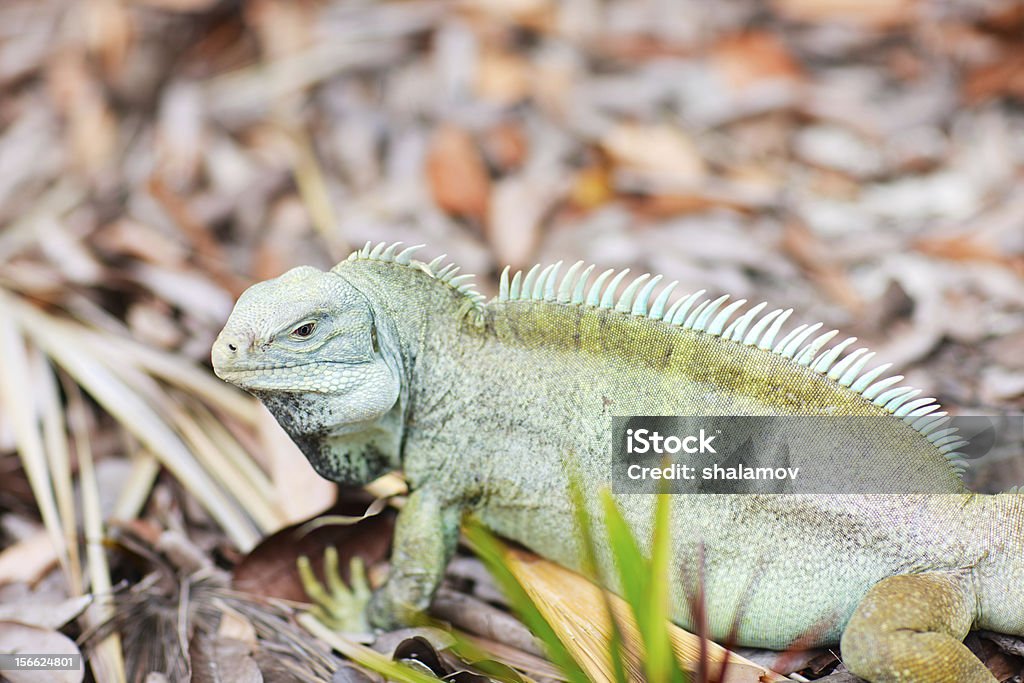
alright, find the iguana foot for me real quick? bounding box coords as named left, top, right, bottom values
left=841, top=573, right=997, bottom=683
left=298, top=546, right=372, bottom=634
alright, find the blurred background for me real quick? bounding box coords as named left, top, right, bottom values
left=1, top=0, right=1024, bottom=679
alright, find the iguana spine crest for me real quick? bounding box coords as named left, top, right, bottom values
left=344, top=240, right=969, bottom=473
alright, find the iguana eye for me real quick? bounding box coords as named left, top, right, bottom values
left=291, top=322, right=316, bottom=338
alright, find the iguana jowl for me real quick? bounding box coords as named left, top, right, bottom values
left=212, top=242, right=1024, bottom=683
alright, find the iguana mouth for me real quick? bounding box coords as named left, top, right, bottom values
left=213, top=362, right=318, bottom=386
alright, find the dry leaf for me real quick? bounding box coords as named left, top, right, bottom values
left=772, top=0, right=918, bottom=28
left=0, top=621, right=83, bottom=683
left=0, top=533, right=60, bottom=588
left=601, top=123, right=705, bottom=185
left=0, top=595, right=91, bottom=630
left=426, top=125, right=491, bottom=226
left=476, top=49, right=532, bottom=105
left=710, top=32, right=802, bottom=90
left=232, top=496, right=396, bottom=603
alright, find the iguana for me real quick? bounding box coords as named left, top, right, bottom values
left=211, top=241, right=1023, bottom=683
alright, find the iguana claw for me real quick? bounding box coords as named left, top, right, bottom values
left=298, top=546, right=372, bottom=634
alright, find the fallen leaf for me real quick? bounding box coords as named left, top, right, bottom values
left=601, top=123, right=705, bottom=185
left=476, top=49, right=532, bottom=105
left=0, top=531, right=58, bottom=586
left=426, top=126, right=491, bottom=226
left=772, top=0, right=918, bottom=28
left=0, top=595, right=92, bottom=630
left=232, top=495, right=396, bottom=603
left=0, top=621, right=83, bottom=683
left=710, top=32, right=803, bottom=90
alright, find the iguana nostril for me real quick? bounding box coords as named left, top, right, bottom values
left=228, top=343, right=237, bottom=351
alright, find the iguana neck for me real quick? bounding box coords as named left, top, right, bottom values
left=325, top=258, right=483, bottom=478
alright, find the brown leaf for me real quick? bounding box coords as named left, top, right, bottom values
left=772, top=0, right=918, bottom=28
left=0, top=621, right=83, bottom=683
left=482, top=121, right=528, bottom=174
left=232, top=495, right=395, bottom=603
left=710, top=32, right=803, bottom=90
left=475, top=49, right=531, bottom=106
left=601, top=123, right=705, bottom=185
left=426, top=125, right=491, bottom=226
left=0, top=530, right=58, bottom=587
left=0, top=595, right=92, bottom=630
left=965, top=47, right=1024, bottom=104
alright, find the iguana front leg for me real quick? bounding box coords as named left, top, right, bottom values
left=367, top=487, right=462, bottom=629
left=840, top=572, right=995, bottom=683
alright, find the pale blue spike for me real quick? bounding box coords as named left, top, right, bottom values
left=395, top=244, right=424, bottom=265
left=859, top=373, right=903, bottom=399
left=849, top=362, right=892, bottom=393
left=632, top=275, right=663, bottom=316
left=903, top=404, right=941, bottom=422
left=772, top=324, right=807, bottom=355
left=499, top=266, right=511, bottom=301
left=449, top=274, right=474, bottom=288
left=572, top=265, right=595, bottom=304
left=871, top=386, right=912, bottom=406
left=708, top=298, right=746, bottom=336
left=839, top=352, right=876, bottom=387
left=558, top=261, right=584, bottom=303
left=509, top=271, right=523, bottom=299
left=894, top=397, right=936, bottom=418
left=533, top=264, right=556, bottom=300
left=927, top=427, right=959, bottom=443
left=663, top=297, right=685, bottom=323
left=693, top=295, right=730, bottom=332
left=743, top=308, right=783, bottom=346
left=543, top=262, right=563, bottom=301
left=670, top=290, right=706, bottom=326
left=586, top=269, right=615, bottom=307
left=882, top=389, right=921, bottom=411
left=521, top=264, right=541, bottom=299
left=382, top=242, right=402, bottom=260
left=939, top=440, right=969, bottom=453
left=797, top=330, right=839, bottom=366
left=616, top=273, right=651, bottom=313
left=361, top=240, right=373, bottom=256
left=828, top=347, right=866, bottom=381
left=757, top=309, right=793, bottom=350
left=916, top=414, right=949, bottom=435
left=437, top=264, right=460, bottom=280
left=600, top=269, right=631, bottom=309
left=780, top=323, right=823, bottom=359
left=682, top=299, right=711, bottom=329
left=724, top=302, right=766, bottom=341
left=812, top=336, right=856, bottom=373
left=649, top=280, right=679, bottom=319
left=427, top=254, right=447, bottom=271
left=369, top=241, right=387, bottom=258
left=932, top=435, right=963, bottom=448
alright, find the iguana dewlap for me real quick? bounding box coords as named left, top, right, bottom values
left=212, top=242, right=1023, bottom=683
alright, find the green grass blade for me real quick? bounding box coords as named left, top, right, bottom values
left=567, top=474, right=628, bottom=683
left=464, top=519, right=590, bottom=683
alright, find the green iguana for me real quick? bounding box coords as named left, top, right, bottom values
left=211, top=242, right=1024, bottom=683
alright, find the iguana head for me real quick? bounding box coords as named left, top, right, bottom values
left=212, top=265, right=404, bottom=481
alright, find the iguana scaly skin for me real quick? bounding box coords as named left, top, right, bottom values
left=212, top=242, right=1024, bottom=683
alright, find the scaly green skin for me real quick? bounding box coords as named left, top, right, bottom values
left=212, top=244, right=1024, bottom=683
